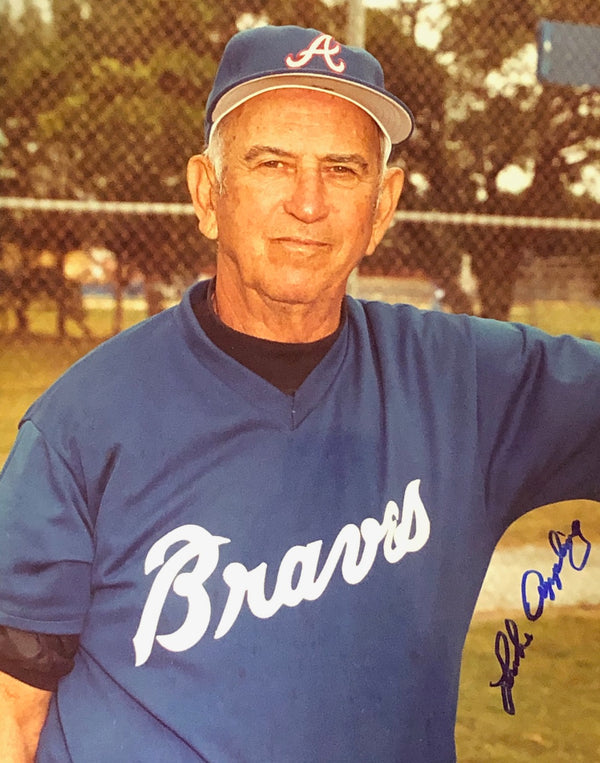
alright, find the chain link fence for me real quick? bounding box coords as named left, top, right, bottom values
left=1, top=5, right=600, bottom=750
left=1, top=0, right=599, bottom=343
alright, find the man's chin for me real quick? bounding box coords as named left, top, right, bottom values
left=258, top=279, right=335, bottom=308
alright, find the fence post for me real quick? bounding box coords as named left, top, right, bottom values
left=346, top=0, right=366, bottom=47
left=346, top=0, right=366, bottom=298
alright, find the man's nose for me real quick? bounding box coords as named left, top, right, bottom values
left=283, top=166, right=330, bottom=223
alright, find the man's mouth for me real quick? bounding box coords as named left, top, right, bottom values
left=274, top=237, right=329, bottom=250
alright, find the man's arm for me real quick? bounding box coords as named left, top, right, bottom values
left=0, top=670, right=51, bottom=762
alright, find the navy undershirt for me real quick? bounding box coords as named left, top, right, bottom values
left=191, top=279, right=346, bottom=395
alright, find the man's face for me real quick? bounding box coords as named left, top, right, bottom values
left=204, top=89, right=400, bottom=312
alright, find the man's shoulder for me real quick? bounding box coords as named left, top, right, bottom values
left=349, top=297, right=600, bottom=384
left=347, top=296, right=473, bottom=341
left=62, top=304, right=179, bottom=379
left=345, top=296, right=560, bottom=371
left=24, top=304, right=184, bottom=425
left=349, top=296, right=548, bottom=345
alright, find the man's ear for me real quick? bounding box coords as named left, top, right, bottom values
left=365, top=167, right=405, bottom=257
left=187, top=154, right=219, bottom=240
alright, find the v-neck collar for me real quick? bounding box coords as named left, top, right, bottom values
left=192, top=278, right=345, bottom=395
left=176, top=281, right=351, bottom=430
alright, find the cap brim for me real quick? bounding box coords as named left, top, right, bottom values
left=209, top=72, right=414, bottom=148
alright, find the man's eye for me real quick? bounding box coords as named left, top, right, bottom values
left=260, top=160, right=286, bottom=169
left=329, top=165, right=358, bottom=176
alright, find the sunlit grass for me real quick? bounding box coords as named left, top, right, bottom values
left=457, top=607, right=600, bottom=762
left=510, top=299, right=600, bottom=341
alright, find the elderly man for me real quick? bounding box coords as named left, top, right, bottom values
left=0, top=24, right=599, bottom=763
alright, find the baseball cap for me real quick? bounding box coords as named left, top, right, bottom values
left=204, top=25, right=415, bottom=157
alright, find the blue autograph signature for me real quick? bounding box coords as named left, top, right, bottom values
left=489, top=618, right=534, bottom=715
left=521, top=519, right=592, bottom=621
left=490, top=519, right=591, bottom=715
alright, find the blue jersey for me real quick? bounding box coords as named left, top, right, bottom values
left=1, top=281, right=599, bottom=761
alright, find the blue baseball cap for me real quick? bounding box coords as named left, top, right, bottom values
left=204, top=25, right=415, bottom=155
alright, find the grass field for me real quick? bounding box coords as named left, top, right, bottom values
left=1, top=297, right=599, bottom=759
left=511, top=300, right=600, bottom=343
left=457, top=606, right=600, bottom=761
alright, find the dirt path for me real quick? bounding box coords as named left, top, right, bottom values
left=474, top=543, right=600, bottom=614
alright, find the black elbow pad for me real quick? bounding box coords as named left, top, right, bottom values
left=0, top=625, right=79, bottom=691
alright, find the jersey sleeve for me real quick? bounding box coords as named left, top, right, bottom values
left=473, top=319, right=600, bottom=528
left=0, top=420, right=94, bottom=634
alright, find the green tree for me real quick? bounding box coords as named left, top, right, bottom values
left=361, top=8, right=475, bottom=313
left=2, top=0, right=225, bottom=330
left=3, top=0, right=597, bottom=327
left=438, top=0, right=600, bottom=318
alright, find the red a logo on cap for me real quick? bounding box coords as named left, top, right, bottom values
left=285, top=34, right=346, bottom=73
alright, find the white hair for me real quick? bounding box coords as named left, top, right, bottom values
left=204, top=123, right=227, bottom=188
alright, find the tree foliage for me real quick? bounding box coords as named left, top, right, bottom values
left=434, top=0, right=600, bottom=317
left=1, top=0, right=598, bottom=326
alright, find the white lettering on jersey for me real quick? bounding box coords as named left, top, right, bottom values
left=132, top=525, right=230, bottom=666
left=285, top=34, right=346, bottom=73
left=133, top=479, right=430, bottom=666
